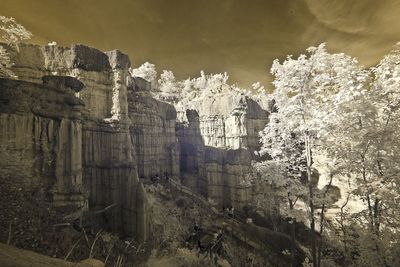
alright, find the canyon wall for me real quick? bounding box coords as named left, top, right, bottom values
left=177, top=92, right=269, bottom=208
left=0, top=76, right=87, bottom=208
left=1, top=43, right=270, bottom=233
left=0, top=43, right=182, bottom=241
left=128, top=77, right=180, bottom=179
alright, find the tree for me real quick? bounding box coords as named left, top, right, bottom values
left=157, top=70, right=182, bottom=103
left=191, top=71, right=229, bottom=94
left=311, top=43, right=400, bottom=267
left=0, top=16, right=32, bottom=45
left=257, top=43, right=369, bottom=267
left=253, top=159, right=306, bottom=266
left=0, top=46, right=15, bottom=78
left=0, top=15, right=32, bottom=78
left=252, top=82, right=265, bottom=93
left=370, top=43, right=400, bottom=239
left=179, top=78, right=197, bottom=101
left=129, top=62, right=157, bottom=85
left=153, top=70, right=232, bottom=105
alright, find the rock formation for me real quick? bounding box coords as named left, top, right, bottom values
left=0, top=76, right=86, bottom=207
left=176, top=91, right=269, bottom=207
left=1, top=43, right=162, bottom=241
left=128, top=77, right=180, bottom=179
left=0, top=42, right=270, bottom=242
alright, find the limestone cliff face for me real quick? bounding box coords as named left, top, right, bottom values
left=176, top=91, right=269, bottom=208
left=1, top=43, right=179, bottom=241
left=0, top=77, right=86, bottom=207
left=1, top=42, right=269, bottom=234
left=197, top=92, right=268, bottom=151
left=128, top=77, right=180, bottom=179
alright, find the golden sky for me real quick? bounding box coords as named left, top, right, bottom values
left=1, top=0, right=400, bottom=89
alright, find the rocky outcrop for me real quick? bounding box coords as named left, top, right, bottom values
left=1, top=42, right=269, bottom=235
left=176, top=92, right=269, bottom=208
left=0, top=76, right=86, bottom=207
left=128, top=77, right=180, bottom=179
left=1, top=43, right=169, bottom=241
left=192, top=92, right=269, bottom=150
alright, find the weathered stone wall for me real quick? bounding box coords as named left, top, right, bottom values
left=3, top=43, right=166, bottom=241
left=204, top=148, right=254, bottom=207
left=0, top=77, right=86, bottom=207
left=176, top=93, right=269, bottom=208
left=128, top=78, right=180, bottom=179
left=176, top=110, right=208, bottom=195
left=2, top=42, right=269, bottom=230
left=192, top=92, right=269, bottom=151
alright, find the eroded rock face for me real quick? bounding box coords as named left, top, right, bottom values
left=176, top=91, right=269, bottom=208
left=1, top=43, right=168, bottom=241
left=1, top=42, right=269, bottom=235
left=128, top=78, right=180, bottom=179
left=177, top=92, right=268, bottom=150
left=197, top=93, right=268, bottom=151
left=0, top=77, right=86, bottom=207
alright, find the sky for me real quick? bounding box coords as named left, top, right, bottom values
left=1, top=0, right=400, bottom=89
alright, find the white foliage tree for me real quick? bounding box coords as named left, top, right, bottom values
left=0, top=46, right=15, bottom=78
left=311, top=43, right=400, bottom=267
left=0, top=16, right=32, bottom=45
left=129, top=62, right=157, bottom=85
left=154, top=70, right=233, bottom=105
left=252, top=82, right=265, bottom=93
left=179, top=78, right=198, bottom=101
left=257, top=43, right=369, bottom=267
left=0, top=15, right=32, bottom=78
left=157, top=70, right=182, bottom=103
left=192, top=71, right=229, bottom=94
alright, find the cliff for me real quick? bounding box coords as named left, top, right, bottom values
left=128, top=77, right=180, bottom=179
left=0, top=42, right=270, bottom=242
left=0, top=43, right=176, bottom=241
left=176, top=90, right=269, bottom=207
left=0, top=76, right=86, bottom=207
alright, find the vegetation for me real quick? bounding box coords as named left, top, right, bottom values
left=0, top=15, right=32, bottom=78
left=254, top=43, right=400, bottom=267
left=1, top=12, right=400, bottom=267
left=131, top=43, right=400, bottom=267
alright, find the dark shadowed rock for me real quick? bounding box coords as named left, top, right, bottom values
left=70, top=44, right=111, bottom=71
left=186, top=109, right=199, bottom=122
left=42, top=75, right=85, bottom=92
left=225, top=148, right=253, bottom=165
left=133, top=76, right=151, bottom=91
left=106, top=49, right=131, bottom=69
left=204, top=147, right=224, bottom=164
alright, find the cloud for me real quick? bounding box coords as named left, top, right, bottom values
left=304, top=0, right=375, bottom=34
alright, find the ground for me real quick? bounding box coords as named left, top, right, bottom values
left=0, top=171, right=276, bottom=266
left=141, top=181, right=275, bottom=267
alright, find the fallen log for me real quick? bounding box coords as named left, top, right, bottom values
left=0, top=243, right=104, bottom=267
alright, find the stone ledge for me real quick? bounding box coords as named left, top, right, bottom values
left=42, top=75, right=84, bottom=92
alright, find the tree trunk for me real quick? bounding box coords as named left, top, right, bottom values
left=291, top=221, right=296, bottom=267
left=316, top=173, right=333, bottom=267
left=304, top=133, right=317, bottom=267
left=289, top=199, right=296, bottom=267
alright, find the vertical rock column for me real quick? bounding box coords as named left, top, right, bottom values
left=78, top=48, right=151, bottom=241
left=105, top=50, right=130, bottom=123
left=42, top=76, right=87, bottom=208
